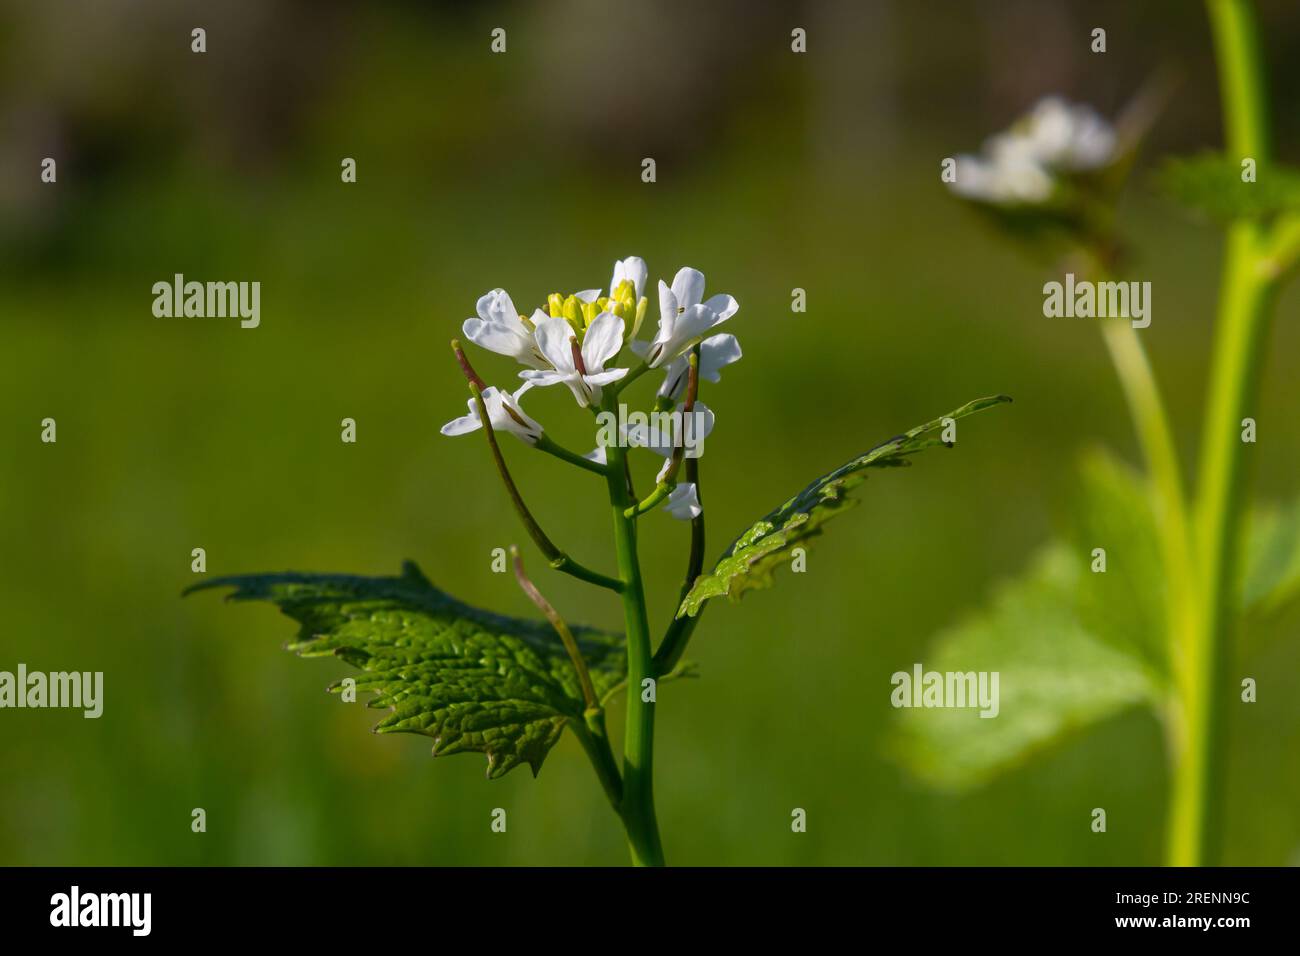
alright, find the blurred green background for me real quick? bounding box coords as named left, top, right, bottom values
left=2, top=0, right=1298, bottom=865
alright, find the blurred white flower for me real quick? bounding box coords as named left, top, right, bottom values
left=951, top=137, right=1055, bottom=203
left=948, top=96, right=1117, bottom=205
left=1022, top=96, right=1116, bottom=171
left=441, top=383, right=543, bottom=445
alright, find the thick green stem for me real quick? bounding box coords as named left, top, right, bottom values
left=605, top=440, right=665, bottom=866
left=1165, top=0, right=1275, bottom=866
left=1170, top=227, right=1273, bottom=866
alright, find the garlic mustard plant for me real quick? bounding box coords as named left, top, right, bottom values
left=191, top=256, right=1006, bottom=865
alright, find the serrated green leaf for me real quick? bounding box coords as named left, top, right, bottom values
left=889, top=545, right=1157, bottom=791
left=186, top=561, right=628, bottom=779
left=677, top=395, right=1011, bottom=618
left=1243, top=497, right=1300, bottom=614
left=1160, top=153, right=1300, bottom=222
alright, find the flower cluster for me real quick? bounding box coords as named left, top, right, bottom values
left=442, top=257, right=741, bottom=520
left=948, top=96, right=1118, bottom=205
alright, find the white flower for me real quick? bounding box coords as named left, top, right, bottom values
left=951, top=131, right=1055, bottom=203
left=520, top=313, right=628, bottom=407
left=632, top=267, right=738, bottom=368
left=663, top=482, right=702, bottom=520
left=610, top=256, right=648, bottom=300
left=947, top=96, right=1116, bottom=205
left=624, top=402, right=716, bottom=472
left=657, top=333, right=742, bottom=400
left=441, top=383, right=543, bottom=445
left=1022, top=96, right=1116, bottom=171
left=462, top=289, right=548, bottom=369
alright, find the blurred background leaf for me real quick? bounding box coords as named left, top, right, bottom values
left=889, top=545, right=1157, bottom=791
left=1159, top=153, right=1300, bottom=222
left=1244, top=497, right=1300, bottom=615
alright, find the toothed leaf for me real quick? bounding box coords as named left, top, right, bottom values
left=677, top=395, right=1010, bottom=618
left=187, top=561, right=626, bottom=779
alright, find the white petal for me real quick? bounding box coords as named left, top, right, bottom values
left=682, top=402, right=714, bottom=457
left=613, top=256, right=648, bottom=299
left=584, top=368, right=628, bottom=386
left=699, top=333, right=742, bottom=381
left=463, top=318, right=531, bottom=359
left=663, top=483, right=702, bottom=520
left=440, top=410, right=482, bottom=437
left=564, top=376, right=594, bottom=408
left=630, top=401, right=715, bottom=457
left=477, top=289, right=521, bottom=328
left=670, top=304, right=721, bottom=349
left=581, top=312, right=625, bottom=371
left=534, top=315, right=578, bottom=372
left=656, top=355, right=690, bottom=399
left=702, top=293, right=738, bottom=321
left=519, top=369, right=566, bottom=386
left=656, top=279, right=678, bottom=338
left=575, top=288, right=601, bottom=304
left=493, top=388, right=544, bottom=444
left=657, top=333, right=742, bottom=399
left=670, top=267, right=706, bottom=310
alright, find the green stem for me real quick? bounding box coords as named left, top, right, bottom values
left=612, top=361, right=652, bottom=397
left=1094, top=318, right=1198, bottom=761
left=536, top=434, right=610, bottom=476
left=1171, top=228, right=1273, bottom=866
left=604, top=440, right=665, bottom=866
left=653, top=456, right=706, bottom=674
left=510, top=547, right=600, bottom=710
left=469, top=385, right=623, bottom=593
left=625, top=481, right=676, bottom=518
left=1166, top=0, right=1276, bottom=867
left=572, top=710, right=623, bottom=812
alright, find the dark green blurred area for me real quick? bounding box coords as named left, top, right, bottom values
left=2, top=0, right=1298, bottom=865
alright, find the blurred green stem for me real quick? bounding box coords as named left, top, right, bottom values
left=1097, top=317, right=1194, bottom=634
left=1166, top=0, right=1275, bottom=867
